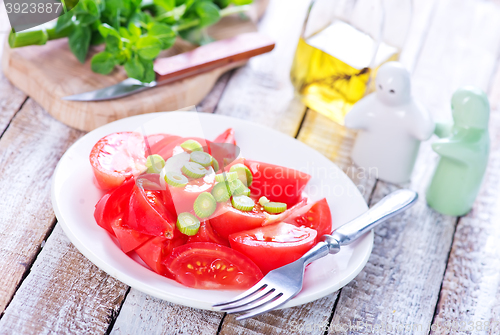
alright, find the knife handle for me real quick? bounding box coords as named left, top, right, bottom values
left=153, top=32, right=275, bottom=84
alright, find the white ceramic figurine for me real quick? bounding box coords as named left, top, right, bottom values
left=345, top=62, right=434, bottom=184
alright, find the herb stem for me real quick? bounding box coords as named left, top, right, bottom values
left=8, top=24, right=72, bottom=48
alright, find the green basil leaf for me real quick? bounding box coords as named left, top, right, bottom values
left=124, top=55, right=145, bottom=80
left=136, top=36, right=162, bottom=59
left=69, top=24, right=91, bottom=63
left=139, top=56, right=156, bottom=83
left=91, top=52, right=117, bottom=74
left=55, top=12, right=74, bottom=33
left=90, top=30, right=105, bottom=45
left=119, top=27, right=131, bottom=39
left=128, top=23, right=142, bottom=40
left=84, top=0, right=100, bottom=17
left=195, top=2, right=220, bottom=27
left=98, top=23, right=120, bottom=39
left=148, top=23, right=176, bottom=50
left=154, top=0, right=175, bottom=11
left=105, top=35, right=123, bottom=54
left=78, top=13, right=98, bottom=26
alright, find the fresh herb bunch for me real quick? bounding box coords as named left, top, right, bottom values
left=9, top=0, right=252, bottom=82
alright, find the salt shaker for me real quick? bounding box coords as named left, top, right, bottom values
left=426, top=87, right=490, bottom=216
left=345, top=62, right=434, bottom=184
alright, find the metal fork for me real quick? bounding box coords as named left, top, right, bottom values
left=213, top=189, right=418, bottom=320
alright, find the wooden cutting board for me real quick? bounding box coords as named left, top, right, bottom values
left=1, top=1, right=268, bottom=132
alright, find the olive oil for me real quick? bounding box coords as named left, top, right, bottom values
left=291, top=20, right=399, bottom=125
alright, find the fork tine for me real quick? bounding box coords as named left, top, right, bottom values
left=212, top=279, right=270, bottom=307
left=225, top=292, right=283, bottom=314
left=219, top=286, right=276, bottom=311
left=235, top=293, right=293, bottom=320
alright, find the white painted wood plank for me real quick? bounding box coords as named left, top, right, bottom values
left=0, top=225, right=129, bottom=334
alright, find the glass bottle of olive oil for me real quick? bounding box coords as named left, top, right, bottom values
left=290, top=0, right=411, bottom=125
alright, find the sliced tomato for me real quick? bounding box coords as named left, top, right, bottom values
left=285, top=198, right=332, bottom=241
left=145, top=134, right=181, bottom=156
left=213, top=128, right=236, bottom=145
left=111, top=217, right=154, bottom=253
left=94, top=178, right=135, bottom=236
left=90, top=132, right=147, bottom=190
left=135, top=229, right=188, bottom=277
left=229, top=222, right=317, bottom=274
left=164, top=242, right=263, bottom=289
left=128, top=174, right=177, bottom=238
left=245, top=160, right=311, bottom=206
left=187, top=221, right=229, bottom=247
left=209, top=202, right=267, bottom=239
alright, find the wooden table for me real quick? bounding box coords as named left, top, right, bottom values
left=1, top=0, right=500, bottom=333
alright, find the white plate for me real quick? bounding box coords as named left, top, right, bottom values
left=51, top=112, right=373, bottom=311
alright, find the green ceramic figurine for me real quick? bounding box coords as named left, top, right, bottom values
left=426, top=86, right=490, bottom=216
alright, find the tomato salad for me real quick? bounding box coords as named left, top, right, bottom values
left=91, top=129, right=332, bottom=290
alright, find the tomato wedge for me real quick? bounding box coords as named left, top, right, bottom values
left=128, top=174, right=176, bottom=238
left=145, top=134, right=181, bottom=156
left=164, top=242, right=263, bottom=289
left=90, top=132, right=147, bottom=190
left=213, top=128, right=236, bottom=145
left=285, top=198, right=333, bottom=241
left=244, top=160, right=311, bottom=206
left=111, top=218, right=154, bottom=253
left=135, top=230, right=188, bottom=277
left=94, top=178, right=135, bottom=236
left=209, top=202, right=267, bottom=239
left=229, top=222, right=317, bottom=274
left=187, top=221, right=229, bottom=247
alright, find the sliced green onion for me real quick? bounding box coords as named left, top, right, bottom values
left=180, top=140, right=203, bottom=153
left=263, top=202, right=287, bottom=214
left=193, top=192, right=217, bottom=218
left=212, top=158, right=220, bottom=172
left=190, top=151, right=213, bottom=167
left=234, top=187, right=250, bottom=196
left=259, top=196, right=270, bottom=206
left=230, top=163, right=253, bottom=186
left=164, top=171, right=188, bottom=187
left=145, top=154, right=165, bottom=174
left=182, top=162, right=207, bottom=179
left=214, top=171, right=238, bottom=183
left=229, top=179, right=246, bottom=195
left=231, top=195, right=255, bottom=212
left=176, top=212, right=200, bottom=236
left=211, top=182, right=231, bottom=203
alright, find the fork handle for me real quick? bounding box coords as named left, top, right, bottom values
left=328, top=189, right=418, bottom=247
left=301, top=189, right=418, bottom=263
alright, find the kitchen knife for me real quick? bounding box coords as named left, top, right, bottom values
left=62, top=32, right=275, bottom=102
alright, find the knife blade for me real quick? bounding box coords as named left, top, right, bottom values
left=63, top=32, right=275, bottom=102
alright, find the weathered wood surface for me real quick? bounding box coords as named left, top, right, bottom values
left=0, top=99, right=83, bottom=314
left=218, top=293, right=338, bottom=335
left=1, top=0, right=500, bottom=334
left=0, top=31, right=27, bottom=136
left=0, top=225, right=129, bottom=334
left=111, top=289, right=223, bottom=335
